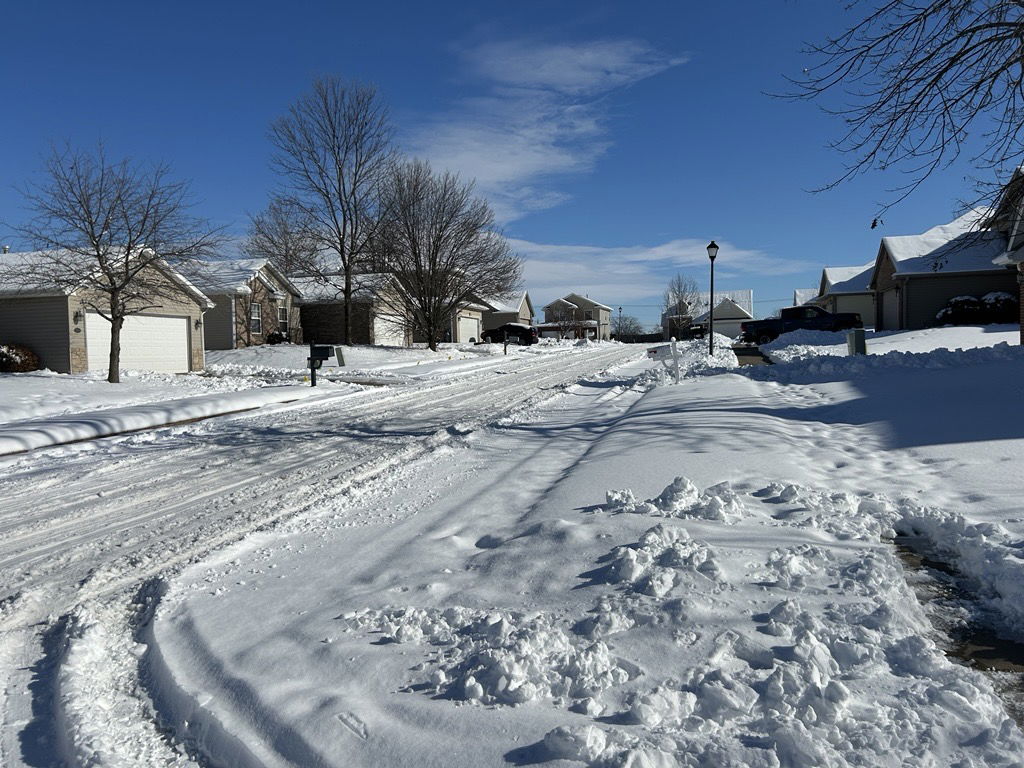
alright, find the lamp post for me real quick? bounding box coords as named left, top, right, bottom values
left=617, top=306, right=622, bottom=339
left=707, top=240, right=719, bottom=355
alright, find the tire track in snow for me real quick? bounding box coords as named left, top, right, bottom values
left=0, top=345, right=642, bottom=768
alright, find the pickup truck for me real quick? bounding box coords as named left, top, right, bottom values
left=740, top=306, right=863, bottom=345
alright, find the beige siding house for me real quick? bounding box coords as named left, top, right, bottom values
left=869, top=212, right=1017, bottom=330
left=183, top=259, right=302, bottom=349
left=539, top=293, right=612, bottom=340
left=292, top=274, right=411, bottom=346
left=691, top=297, right=754, bottom=339
left=0, top=250, right=211, bottom=373
left=812, top=263, right=875, bottom=324
left=481, top=291, right=534, bottom=331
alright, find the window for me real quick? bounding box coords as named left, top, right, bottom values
left=278, top=306, right=289, bottom=334
left=584, top=310, right=594, bottom=321
left=249, top=303, right=262, bottom=334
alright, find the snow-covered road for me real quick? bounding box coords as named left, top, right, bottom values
left=0, top=342, right=641, bottom=768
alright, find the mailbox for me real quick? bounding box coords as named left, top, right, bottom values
left=307, top=343, right=334, bottom=386
left=647, top=345, right=672, bottom=361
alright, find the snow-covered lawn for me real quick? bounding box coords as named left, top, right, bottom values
left=133, top=330, right=1024, bottom=767
left=0, top=368, right=281, bottom=425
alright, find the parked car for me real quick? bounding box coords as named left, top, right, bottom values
left=480, top=323, right=539, bottom=345
left=740, top=306, right=862, bottom=345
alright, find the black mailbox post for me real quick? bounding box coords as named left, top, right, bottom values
left=307, top=343, right=333, bottom=386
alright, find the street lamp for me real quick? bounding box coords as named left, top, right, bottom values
left=617, top=306, right=622, bottom=339
left=707, top=241, right=719, bottom=355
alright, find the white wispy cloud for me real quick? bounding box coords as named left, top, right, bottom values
left=406, top=38, right=686, bottom=223
left=510, top=237, right=816, bottom=307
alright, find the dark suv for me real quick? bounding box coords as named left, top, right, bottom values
left=480, top=323, right=539, bottom=345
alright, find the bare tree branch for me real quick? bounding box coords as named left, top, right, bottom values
left=792, top=0, right=1024, bottom=217
left=268, top=77, right=394, bottom=344
left=371, top=159, right=522, bottom=350
left=4, top=143, right=223, bottom=382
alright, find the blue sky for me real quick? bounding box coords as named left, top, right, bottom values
left=0, top=1, right=987, bottom=327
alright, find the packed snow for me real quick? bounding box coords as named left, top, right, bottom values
left=4, top=326, right=1024, bottom=767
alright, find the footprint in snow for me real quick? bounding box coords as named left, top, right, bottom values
left=336, top=711, right=369, bottom=740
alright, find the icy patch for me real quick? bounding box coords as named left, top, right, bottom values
left=604, top=477, right=745, bottom=523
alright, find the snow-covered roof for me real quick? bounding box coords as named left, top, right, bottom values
left=692, top=297, right=754, bottom=324
left=792, top=288, right=819, bottom=306
left=180, top=258, right=300, bottom=298
left=822, top=262, right=874, bottom=295
left=695, top=289, right=753, bottom=315
left=290, top=273, right=396, bottom=304
left=537, top=319, right=598, bottom=328
left=880, top=211, right=1008, bottom=276
left=483, top=291, right=531, bottom=315
left=542, top=297, right=579, bottom=311
left=564, top=292, right=612, bottom=311
left=994, top=244, right=1024, bottom=266
left=0, top=248, right=214, bottom=308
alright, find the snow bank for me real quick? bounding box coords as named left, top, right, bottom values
left=746, top=340, right=1024, bottom=385
left=641, top=336, right=738, bottom=386
left=762, top=324, right=1020, bottom=364
left=0, top=385, right=344, bottom=455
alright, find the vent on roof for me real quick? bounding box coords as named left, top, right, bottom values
left=2, top=245, right=8, bottom=254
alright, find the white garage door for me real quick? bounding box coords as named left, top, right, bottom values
left=373, top=314, right=406, bottom=347
left=457, top=315, right=479, bottom=343
left=86, top=313, right=190, bottom=373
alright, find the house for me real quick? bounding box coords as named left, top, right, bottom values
left=481, top=291, right=534, bottom=331
left=290, top=273, right=411, bottom=346
left=691, top=297, right=754, bottom=340
left=792, top=288, right=819, bottom=307
left=661, top=299, right=693, bottom=340
left=182, top=258, right=302, bottom=350
left=869, top=212, right=1017, bottom=330
left=0, top=249, right=211, bottom=374
left=538, top=293, right=612, bottom=340
left=987, top=170, right=1024, bottom=343
left=812, top=263, right=875, bottom=323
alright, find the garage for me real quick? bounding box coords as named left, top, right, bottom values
left=373, top=315, right=406, bottom=347
left=86, top=312, right=191, bottom=373
left=456, top=315, right=480, bottom=343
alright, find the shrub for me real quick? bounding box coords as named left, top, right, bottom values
left=981, top=291, right=1019, bottom=323
left=0, top=343, right=40, bottom=372
left=265, top=331, right=287, bottom=345
left=935, top=295, right=983, bottom=325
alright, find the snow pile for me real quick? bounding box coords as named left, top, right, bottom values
left=641, top=336, right=739, bottom=386
left=760, top=329, right=850, bottom=363
left=761, top=324, right=1020, bottom=364
left=745, top=341, right=1024, bottom=385
left=347, top=606, right=636, bottom=706
left=604, top=477, right=745, bottom=523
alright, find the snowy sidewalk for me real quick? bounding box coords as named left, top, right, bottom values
left=0, top=385, right=344, bottom=456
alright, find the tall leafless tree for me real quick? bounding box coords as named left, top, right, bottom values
left=612, top=313, right=644, bottom=338
left=6, top=144, right=222, bottom=383
left=268, top=76, right=393, bottom=344
left=244, top=197, right=318, bottom=275
left=663, top=272, right=702, bottom=315
left=372, top=159, right=521, bottom=350
left=795, top=0, right=1024, bottom=218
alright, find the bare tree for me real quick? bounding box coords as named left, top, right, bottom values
left=244, top=197, right=318, bottom=275
left=663, top=272, right=702, bottom=315
left=549, top=304, right=582, bottom=340
left=7, top=144, right=221, bottom=383
left=795, top=0, right=1024, bottom=217
left=612, top=313, right=644, bottom=338
left=268, top=76, right=393, bottom=343
left=373, top=159, right=521, bottom=351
